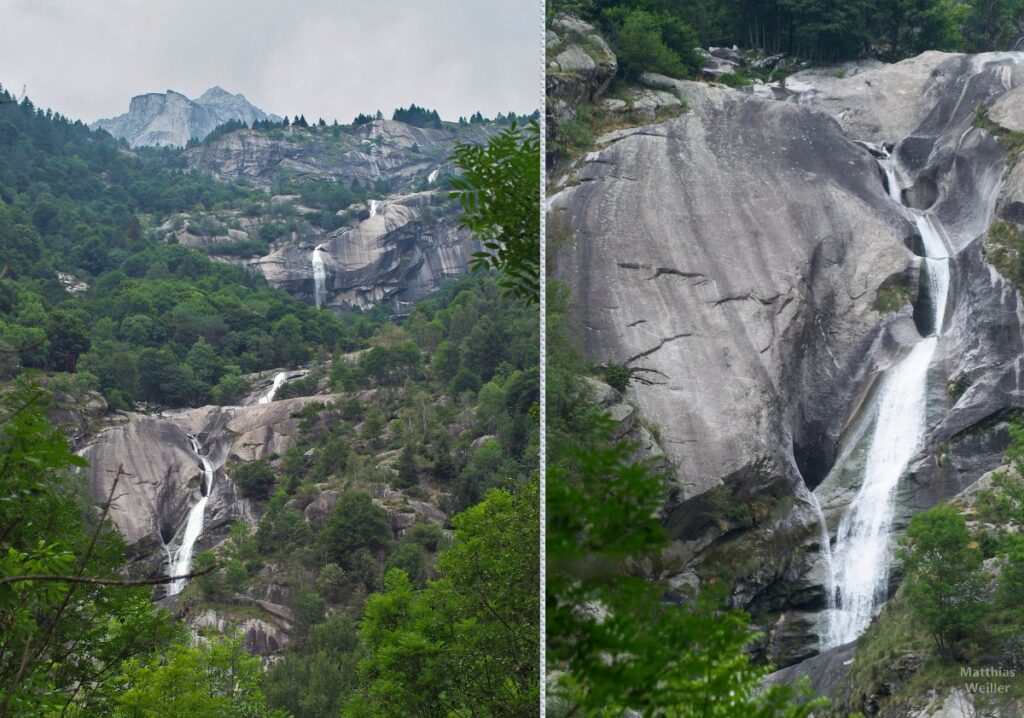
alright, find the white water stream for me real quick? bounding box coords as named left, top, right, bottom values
left=312, top=244, right=327, bottom=310
left=427, top=169, right=439, bottom=184
left=369, top=199, right=380, bottom=217
left=258, top=370, right=291, bottom=405
left=818, top=154, right=951, bottom=647
left=167, top=435, right=214, bottom=596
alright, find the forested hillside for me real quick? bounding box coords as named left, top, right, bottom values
left=549, top=0, right=1024, bottom=71
left=0, top=81, right=539, bottom=716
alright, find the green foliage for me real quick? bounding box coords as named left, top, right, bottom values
left=0, top=380, right=181, bottom=716
left=874, top=283, right=912, bottom=312
left=113, top=637, right=286, bottom=717
left=320, top=492, right=393, bottom=566
left=315, top=562, right=347, bottom=602
left=547, top=282, right=818, bottom=716
left=345, top=482, right=539, bottom=717
left=384, top=542, right=429, bottom=586
left=602, top=362, right=631, bottom=392
left=603, top=7, right=698, bottom=79
left=292, top=589, right=328, bottom=642
left=983, top=219, right=1024, bottom=292
left=898, top=505, right=988, bottom=658
left=0, top=87, right=382, bottom=408
left=391, top=104, right=442, bottom=128
left=556, top=0, right=1001, bottom=66
left=265, top=616, right=361, bottom=718
left=393, top=442, right=420, bottom=489
left=232, top=459, right=277, bottom=500
left=449, top=121, right=540, bottom=304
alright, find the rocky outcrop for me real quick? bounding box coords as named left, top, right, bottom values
left=189, top=608, right=292, bottom=662
left=92, top=86, right=278, bottom=148
left=80, top=393, right=339, bottom=570
left=250, top=191, right=479, bottom=310
left=546, top=16, right=618, bottom=108
left=166, top=117, right=505, bottom=310
left=184, top=119, right=490, bottom=192
left=83, top=414, right=200, bottom=562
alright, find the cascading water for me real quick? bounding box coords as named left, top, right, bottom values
left=312, top=244, right=327, bottom=310
left=819, top=152, right=951, bottom=648
left=167, top=435, right=214, bottom=596
left=879, top=153, right=902, bottom=203
left=427, top=169, right=439, bottom=184
left=258, top=371, right=290, bottom=405
left=369, top=199, right=380, bottom=217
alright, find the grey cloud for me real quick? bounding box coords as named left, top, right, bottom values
left=0, top=0, right=540, bottom=123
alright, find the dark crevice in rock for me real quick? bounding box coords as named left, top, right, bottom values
left=650, top=267, right=705, bottom=280
left=904, top=174, right=939, bottom=210
left=625, top=333, right=693, bottom=364
left=617, top=262, right=706, bottom=281
left=711, top=292, right=783, bottom=307
left=793, top=431, right=836, bottom=492
left=911, top=263, right=945, bottom=337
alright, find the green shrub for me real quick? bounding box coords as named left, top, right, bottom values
left=603, top=363, right=631, bottom=393
left=898, top=505, right=987, bottom=657
left=232, top=460, right=276, bottom=500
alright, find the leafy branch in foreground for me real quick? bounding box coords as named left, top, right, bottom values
left=0, top=380, right=181, bottom=716
left=546, top=281, right=820, bottom=716
left=449, top=120, right=540, bottom=304
left=547, top=415, right=821, bottom=717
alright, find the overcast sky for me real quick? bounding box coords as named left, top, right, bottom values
left=0, top=0, right=541, bottom=124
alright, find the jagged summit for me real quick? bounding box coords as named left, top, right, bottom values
left=91, top=86, right=280, bottom=148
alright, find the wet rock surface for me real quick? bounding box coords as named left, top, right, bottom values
left=174, top=118, right=498, bottom=310
left=552, top=35, right=1024, bottom=676
left=552, top=91, right=911, bottom=507
left=250, top=191, right=479, bottom=310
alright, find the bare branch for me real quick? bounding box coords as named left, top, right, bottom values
left=0, top=564, right=216, bottom=588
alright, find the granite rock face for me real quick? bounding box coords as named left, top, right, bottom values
left=184, top=119, right=484, bottom=191
left=551, top=41, right=1024, bottom=672
left=80, top=393, right=337, bottom=571
left=552, top=94, right=911, bottom=505
left=92, top=86, right=279, bottom=148
left=171, top=118, right=499, bottom=310
left=249, top=190, right=478, bottom=310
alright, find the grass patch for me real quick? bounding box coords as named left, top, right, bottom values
left=548, top=91, right=687, bottom=176
left=874, top=283, right=911, bottom=312
left=983, top=220, right=1024, bottom=291
left=973, top=105, right=1024, bottom=166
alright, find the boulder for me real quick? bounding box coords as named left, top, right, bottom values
left=988, top=83, right=1024, bottom=133
left=626, top=88, right=682, bottom=119
left=303, top=490, right=340, bottom=525
left=709, top=46, right=743, bottom=64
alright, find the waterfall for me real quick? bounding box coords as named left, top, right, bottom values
left=167, top=435, right=214, bottom=596
left=819, top=151, right=951, bottom=647
left=428, top=169, right=439, bottom=184
left=369, top=199, right=380, bottom=217
left=258, top=371, right=290, bottom=405
left=916, top=214, right=951, bottom=334
left=879, top=154, right=902, bottom=203
left=312, top=244, right=327, bottom=310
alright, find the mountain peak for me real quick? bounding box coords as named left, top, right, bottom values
left=92, top=86, right=274, bottom=148
left=199, top=86, right=234, bottom=99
